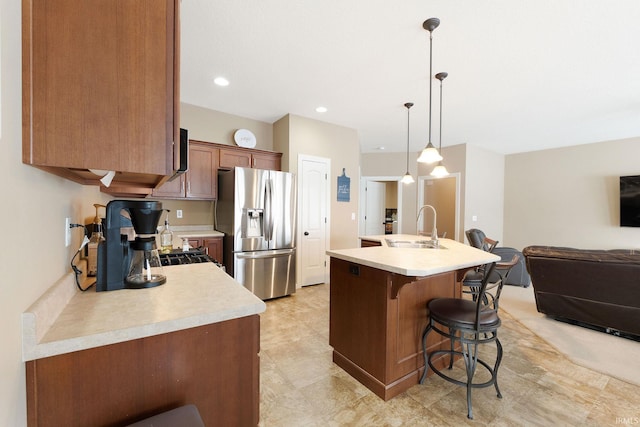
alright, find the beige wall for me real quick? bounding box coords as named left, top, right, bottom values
left=361, top=151, right=417, bottom=234
left=180, top=103, right=273, bottom=150
left=463, top=144, right=505, bottom=243
left=383, top=143, right=472, bottom=242
left=1, top=2, right=106, bottom=421
left=504, top=137, right=640, bottom=250
left=275, top=114, right=361, bottom=250
left=422, top=177, right=456, bottom=238
left=273, top=114, right=290, bottom=171
left=425, top=144, right=469, bottom=242
left=385, top=182, right=398, bottom=208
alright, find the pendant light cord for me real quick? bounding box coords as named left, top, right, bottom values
left=406, top=103, right=412, bottom=171
left=439, top=76, right=443, bottom=151
left=435, top=72, right=448, bottom=154
left=428, top=31, right=433, bottom=144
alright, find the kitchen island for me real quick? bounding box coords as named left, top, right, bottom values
left=327, top=235, right=499, bottom=400
left=23, top=263, right=265, bottom=426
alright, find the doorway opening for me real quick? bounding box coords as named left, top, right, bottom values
left=418, top=173, right=461, bottom=241
left=359, top=176, right=403, bottom=237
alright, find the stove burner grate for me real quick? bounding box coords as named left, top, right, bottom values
left=158, top=249, right=218, bottom=266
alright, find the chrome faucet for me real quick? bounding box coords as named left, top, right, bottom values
left=417, top=205, right=438, bottom=245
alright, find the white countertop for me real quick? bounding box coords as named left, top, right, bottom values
left=23, top=263, right=265, bottom=361
left=175, top=230, right=224, bottom=238
left=327, top=235, right=500, bottom=276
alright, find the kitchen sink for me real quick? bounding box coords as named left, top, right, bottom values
left=385, top=239, right=447, bottom=249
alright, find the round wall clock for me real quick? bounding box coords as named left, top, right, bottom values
left=233, top=129, right=257, bottom=148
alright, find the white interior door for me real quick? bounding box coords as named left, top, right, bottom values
left=298, top=155, right=330, bottom=286
left=364, top=181, right=385, bottom=236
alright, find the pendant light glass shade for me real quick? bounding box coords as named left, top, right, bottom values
left=401, top=102, right=415, bottom=184
left=418, top=18, right=442, bottom=164
left=401, top=172, right=415, bottom=184
left=431, top=71, right=450, bottom=177
left=430, top=162, right=449, bottom=177
left=417, top=143, right=442, bottom=163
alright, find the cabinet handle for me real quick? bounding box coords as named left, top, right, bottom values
left=187, top=182, right=191, bottom=195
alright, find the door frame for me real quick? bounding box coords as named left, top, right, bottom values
left=359, top=176, right=403, bottom=235
left=417, top=173, right=461, bottom=241
left=297, top=154, right=331, bottom=287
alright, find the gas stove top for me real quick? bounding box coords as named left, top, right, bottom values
left=158, top=249, right=217, bottom=266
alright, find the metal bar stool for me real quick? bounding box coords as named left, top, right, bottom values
left=419, top=262, right=503, bottom=419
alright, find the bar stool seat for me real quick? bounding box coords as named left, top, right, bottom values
left=429, top=298, right=501, bottom=330
left=419, top=262, right=503, bottom=419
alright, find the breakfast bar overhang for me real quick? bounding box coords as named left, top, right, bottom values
left=327, top=235, right=500, bottom=400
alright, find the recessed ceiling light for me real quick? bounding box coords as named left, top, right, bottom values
left=316, top=106, right=328, bottom=113
left=378, top=146, right=385, bottom=150
left=214, top=77, right=229, bottom=87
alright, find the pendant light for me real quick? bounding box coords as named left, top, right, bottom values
left=431, top=72, right=450, bottom=178
left=417, top=18, right=443, bottom=164
left=401, top=102, right=415, bottom=184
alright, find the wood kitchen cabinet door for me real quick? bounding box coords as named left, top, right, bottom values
left=252, top=152, right=282, bottom=171
left=203, top=237, right=223, bottom=262
left=218, top=146, right=282, bottom=171
left=150, top=174, right=184, bottom=198
left=186, top=143, right=218, bottom=199
left=151, top=142, right=218, bottom=199
left=26, top=317, right=260, bottom=426
left=219, top=148, right=252, bottom=169
left=23, top=0, right=179, bottom=184
left=187, top=237, right=223, bottom=263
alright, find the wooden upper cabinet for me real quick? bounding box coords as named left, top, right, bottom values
left=22, top=0, right=180, bottom=191
left=219, top=149, right=252, bottom=169
left=252, top=152, right=282, bottom=171
left=150, top=174, right=185, bottom=199
left=186, top=143, right=218, bottom=199
left=218, top=146, right=282, bottom=171
left=152, top=141, right=218, bottom=200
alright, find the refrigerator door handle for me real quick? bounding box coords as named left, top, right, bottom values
left=236, top=248, right=295, bottom=259
left=264, top=178, right=273, bottom=241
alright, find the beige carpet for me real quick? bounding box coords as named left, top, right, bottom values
left=500, top=284, right=640, bottom=387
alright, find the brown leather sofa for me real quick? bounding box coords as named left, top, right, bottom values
left=523, top=245, right=640, bottom=339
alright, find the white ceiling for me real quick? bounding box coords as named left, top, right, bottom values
left=180, top=0, right=640, bottom=155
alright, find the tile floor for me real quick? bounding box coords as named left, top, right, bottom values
left=258, top=283, right=640, bottom=426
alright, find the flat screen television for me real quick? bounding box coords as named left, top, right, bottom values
left=620, top=175, right=640, bottom=227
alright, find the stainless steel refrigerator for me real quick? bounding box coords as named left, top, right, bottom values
left=217, top=167, right=296, bottom=299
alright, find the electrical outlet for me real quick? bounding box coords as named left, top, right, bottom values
left=65, top=217, right=71, bottom=247
left=177, top=209, right=183, bottom=219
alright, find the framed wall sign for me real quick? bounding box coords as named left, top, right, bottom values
left=337, top=168, right=350, bottom=202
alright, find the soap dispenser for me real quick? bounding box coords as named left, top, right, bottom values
left=160, top=210, right=174, bottom=254
left=87, top=203, right=106, bottom=277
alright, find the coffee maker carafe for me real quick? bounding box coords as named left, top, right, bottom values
left=97, top=200, right=166, bottom=291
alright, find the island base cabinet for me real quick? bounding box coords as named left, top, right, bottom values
left=26, top=315, right=260, bottom=427
left=329, top=258, right=460, bottom=400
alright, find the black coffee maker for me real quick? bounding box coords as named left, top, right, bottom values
left=96, top=200, right=166, bottom=292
